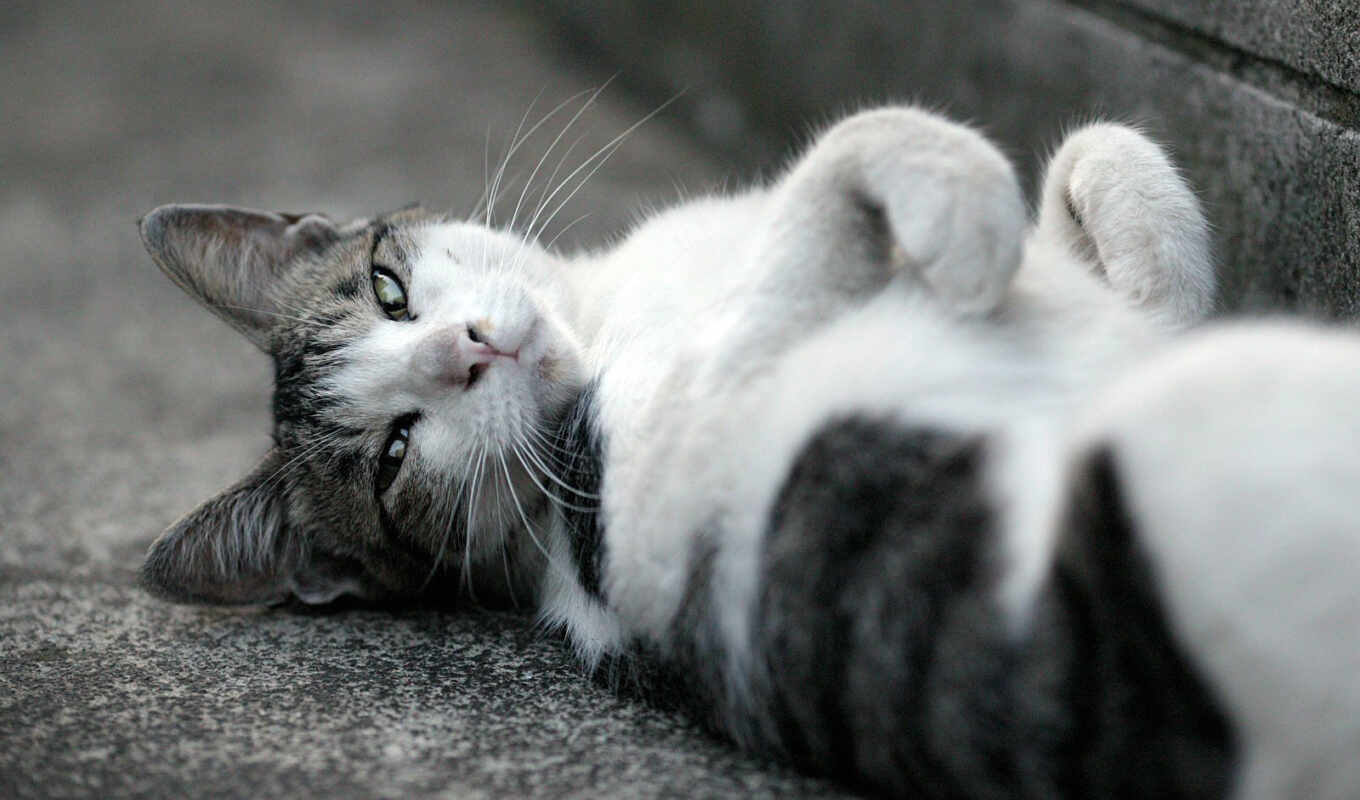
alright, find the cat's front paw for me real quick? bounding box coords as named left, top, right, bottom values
left=1038, top=124, right=1215, bottom=325
left=876, top=147, right=1027, bottom=315
left=824, top=108, right=1027, bottom=315
left=761, top=107, right=1026, bottom=318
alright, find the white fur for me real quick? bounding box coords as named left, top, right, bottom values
left=565, top=112, right=1214, bottom=677
left=337, top=105, right=1223, bottom=716
left=539, top=533, right=625, bottom=667
left=1037, top=123, right=1215, bottom=325
left=1070, top=323, right=1360, bottom=800
left=322, top=104, right=1360, bottom=794
left=361, top=108, right=1214, bottom=652
left=324, top=223, right=584, bottom=571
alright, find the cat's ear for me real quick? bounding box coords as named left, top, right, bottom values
left=141, top=449, right=300, bottom=606
left=138, top=204, right=341, bottom=350
left=142, top=450, right=375, bottom=606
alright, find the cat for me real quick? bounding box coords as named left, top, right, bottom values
left=139, top=103, right=1360, bottom=798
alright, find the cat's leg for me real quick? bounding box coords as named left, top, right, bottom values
left=1035, top=124, right=1215, bottom=325
left=1056, top=323, right=1360, bottom=799
left=727, top=107, right=1026, bottom=362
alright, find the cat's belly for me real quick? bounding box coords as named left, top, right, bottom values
left=592, top=284, right=1154, bottom=650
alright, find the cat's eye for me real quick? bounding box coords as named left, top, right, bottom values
left=371, top=268, right=410, bottom=321
left=375, top=418, right=413, bottom=494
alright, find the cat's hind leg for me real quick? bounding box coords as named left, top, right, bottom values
left=1060, top=323, right=1360, bottom=799
left=1036, top=124, right=1215, bottom=325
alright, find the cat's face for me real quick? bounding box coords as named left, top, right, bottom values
left=138, top=205, right=582, bottom=606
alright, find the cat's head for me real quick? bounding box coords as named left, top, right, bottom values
left=138, top=204, right=583, bottom=607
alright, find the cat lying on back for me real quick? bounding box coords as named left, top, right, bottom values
left=138, top=105, right=1360, bottom=798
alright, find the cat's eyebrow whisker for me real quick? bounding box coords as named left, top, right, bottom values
left=508, top=80, right=612, bottom=236
left=486, top=86, right=600, bottom=230
left=543, top=212, right=593, bottom=253
left=272, top=296, right=320, bottom=319
left=522, top=94, right=681, bottom=249
left=486, top=89, right=541, bottom=229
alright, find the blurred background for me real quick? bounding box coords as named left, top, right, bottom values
left=546, top=0, right=1360, bottom=315
left=2, top=0, right=1357, bottom=797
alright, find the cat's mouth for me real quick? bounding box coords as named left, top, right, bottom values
left=464, top=342, right=521, bottom=389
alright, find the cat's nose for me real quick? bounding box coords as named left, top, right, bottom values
left=411, top=324, right=514, bottom=388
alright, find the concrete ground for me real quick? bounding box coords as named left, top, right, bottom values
left=0, top=1, right=850, bottom=796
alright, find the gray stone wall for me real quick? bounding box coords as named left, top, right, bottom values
left=543, top=0, right=1360, bottom=318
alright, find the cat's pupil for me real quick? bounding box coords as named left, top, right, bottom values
left=371, top=268, right=409, bottom=321
left=375, top=421, right=411, bottom=494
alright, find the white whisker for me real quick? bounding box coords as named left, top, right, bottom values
left=543, top=212, right=593, bottom=252
left=487, top=87, right=600, bottom=229
left=517, top=438, right=600, bottom=501
left=508, top=80, right=612, bottom=235
left=524, top=94, right=681, bottom=247
left=511, top=442, right=599, bottom=515
left=496, top=449, right=576, bottom=586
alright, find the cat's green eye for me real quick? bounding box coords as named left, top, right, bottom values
left=375, top=420, right=412, bottom=494
left=371, top=268, right=410, bottom=321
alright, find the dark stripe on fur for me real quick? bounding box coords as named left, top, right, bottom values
left=1055, top=446, right=1236, bottom=799
left=733, top=419, right=1234, bottom=798
left=661, top=530, right=741, bottom=733
left=556, top=381, right=607, bottom=600
left=750, top=416, right=1010, bottom=796
left=332, top=275, right=362, bottom=301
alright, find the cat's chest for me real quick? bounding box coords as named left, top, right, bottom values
left=572, top=193, right=767, bottom=355
left=564, top=192, right=769, bottom=525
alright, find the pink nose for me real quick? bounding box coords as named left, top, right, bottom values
left=412, top=324, right=516, bottom=387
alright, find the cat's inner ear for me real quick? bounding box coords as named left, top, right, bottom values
left=138, top=204, right=341, bottom=350
left=141, top=449, right=300, bottom=606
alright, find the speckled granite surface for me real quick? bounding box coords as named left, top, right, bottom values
left=0, top=1, right=850, bottom=796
